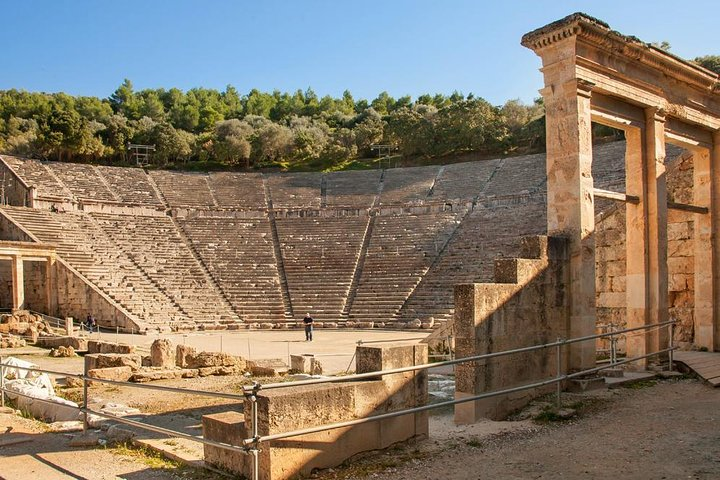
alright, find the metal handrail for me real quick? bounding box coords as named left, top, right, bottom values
left=251, top=319, right=675, bottom=393
left=0, top=319, right=676, bottom=480
left=245, top=346, right=675, bottom=445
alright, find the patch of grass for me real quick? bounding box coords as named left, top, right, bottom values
left=533, top=409, right=566, bottom=423
left=465, top=438, right=483, bottom=448
left=623, top=379, right=658, bottom=389
left=109, top=443, right=226, bottom=479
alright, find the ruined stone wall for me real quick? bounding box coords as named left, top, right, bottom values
left=22, top=260, right=47, bottom=312
left=52, top=261, right=141, bottom=332
left=0, top=260, right=11, bottom=308
left=0, top=160, right=32, bottom=207
left=666, top=154, right=695, bottom=345
left=454, top=236, right=569, bottom=422
left=203, top=344, right=428, bottom=480
left=594, top=153, right=695, bottom=346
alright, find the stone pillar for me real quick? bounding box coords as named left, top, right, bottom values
left=542, top=76, right=596, bottom=371
left=693, top=148, right=714, bottom=350
left=624, top=128, right=650, bottom=358
left=11, top=255, right=24, bottom=310
left=644, top=108, right=669, bottom=360
left=45, top=255, right=56, bottom=315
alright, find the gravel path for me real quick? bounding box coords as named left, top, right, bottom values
left=322, top=378, right=720, bottom=480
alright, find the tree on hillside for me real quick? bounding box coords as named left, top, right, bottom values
left=694, top=55, right=720, bottom=74
left=214, top=119, right=253, bottom=167
left=110, top=79, right=142, bottom=120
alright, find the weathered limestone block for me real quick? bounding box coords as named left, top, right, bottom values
left=37, top=336, right=88, bottom=351
left=206, top=344, right=428, bottom=480
left=49, top=346, right=76, bottom=357
left=88, top=366, right=133, bottom=383
left=88, top=340, right=135, bottom=354
left=290, top=354, right=313, bottom=373
left=186, top=352, right=245, bottom=370
left=310, top=358, right=323, bottom=375
left=198, top=366, right=241, bottom=377
left=175, top=344, right=197, bottom=368
left=203, top=412, right=247, bottom=473
left=85, top=353, right=142, bottom=371
left=151, top=339, right=174, bottom=367
left=130, top=369, right=184, bottom=383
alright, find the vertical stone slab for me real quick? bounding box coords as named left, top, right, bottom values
left=644, top=108, right=669, bottom=359
left=693, top=148, right=714, bottom=350
left=625, top=128, right=649, bottom=358
left=540, top=44, right=596, bottom=371
left=11, top=255, right=24, bottom=310
left=714, top=133, right=720, bottom=351
left=45, top=255, right=56, bottom=315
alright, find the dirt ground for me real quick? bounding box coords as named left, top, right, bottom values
left=2, top=331, right=719, bottom=479
left=1, top=377, right=718, bottom=479
left=318, top=377, right=720, bottom=480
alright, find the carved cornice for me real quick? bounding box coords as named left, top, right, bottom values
left=522, top=12, right=720, bottom=94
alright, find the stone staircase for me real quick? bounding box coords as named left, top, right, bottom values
left=178, top=214, right=287, bottom=323
left=0, top=206, right=185, bottom=327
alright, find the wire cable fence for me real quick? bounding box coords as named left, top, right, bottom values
left=0, top=319, right=676, bottom=480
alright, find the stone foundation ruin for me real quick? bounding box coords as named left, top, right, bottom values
left=203, top=344, right=428, bottom=480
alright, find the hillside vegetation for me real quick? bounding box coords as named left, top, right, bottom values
left=0, top=82, right=546, bottom=171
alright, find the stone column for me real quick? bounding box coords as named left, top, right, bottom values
left=644, top=109, right=669, bottom=360
left=543, top=77, right=596, bottom=371
left=11, top=255, right=24, bottom=310
left=45, top=255, right=56, bottom=315
left=693, top=148, right=714, bottom=350
left=624, top=128, right=649, bottom=358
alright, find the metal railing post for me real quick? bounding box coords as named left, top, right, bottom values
left=610, top=325, right=617, bottom=365
left=246, top=382, right=261, bottom=480
left=555, top=337, right=562, bottom=409
left=1, top=356, right=5, bottom=408
left=82, top=359, right=89, bottom=432
left=668, top=322, right=674, bottom=372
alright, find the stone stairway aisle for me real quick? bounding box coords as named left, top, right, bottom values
left=172, top=214, right=243, bottom=323
left=263, top=175, right=295, bottom=321
left=341, top=214, right=376, bottom=320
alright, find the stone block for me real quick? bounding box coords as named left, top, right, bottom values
left=175, top=344, right=197, bottom=368
left=36, top=336, right=88, bottom=351
left=150, top=339, right=174, bottom=368
left=203, top=412, right=247, bottom=474
left=85, top=353, right=142, bottom=371
left=87, top=366, right=133, bottom=383
left=290, top=354, right=313, bottom=373
left=186, top=352, right=245, bottom=370
left=130, top=369, right=184, bottom=383
left=88, top=340, right=135, bottom=354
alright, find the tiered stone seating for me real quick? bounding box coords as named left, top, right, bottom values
left=398, top=201, right=547, bottom=324
left=276, top=216, right=368, bottom=321
left=325, top=170, right=381, bottom=207
left=349, top=211, right=462, bottom=323
left=179, top=215, right=285, bottom=322
left=45, top=162, right=117, bottom=202
left=483, top=152, right=546, bottom=197
left=379, top=165, right=440, bottom=205
left=0, top=206, right=185, bottom=326
left=96, top=165, right=164, bottom=206
left=208, top=172, right=266, bottom=207
left=0, top=156, right=72, bottom=201
left=266, top=172, right=321, bottom=208
left=430, top=159, right=502, bottom=201
left=90, top=213, right=239, bottom=325
left=149, top=171, right=215, bottom=207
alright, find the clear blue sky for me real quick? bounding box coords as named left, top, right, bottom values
left=1, top=1, right=716, bottom=105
